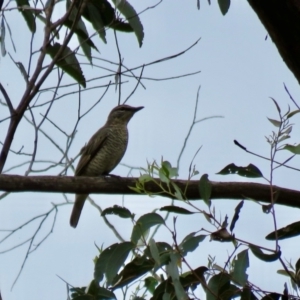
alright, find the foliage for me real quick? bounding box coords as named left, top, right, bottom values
left=66, top=100, right=300, bottom=299
left=1, top=0, right=300, bottom=299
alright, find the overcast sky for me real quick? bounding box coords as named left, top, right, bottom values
left=0, top=0, right=300, bottom=299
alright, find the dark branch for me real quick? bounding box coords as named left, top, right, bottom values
left=0, top=175, right=299, bottom=208
left=247, top=0, right=300, bottom=84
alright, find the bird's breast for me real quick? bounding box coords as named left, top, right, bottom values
left=83, top=127, right=128, bottom=176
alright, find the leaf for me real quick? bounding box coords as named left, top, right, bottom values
left=101, top=205, right=133, bottom=218
left=66, top=0, right=98, bottom=63
left=166, top=253, right=188, bottom=300
left=159, top=168, right=169, bottom=183
left=287, top=109, right=300, bottom=119
left=199, top=174, right=212, bottom=207
left=232, top=249, right=249, bottom=286
left=267, top=118, right=282, bottom=127
left=217, top=163, right=263, bottom=178
left=87, top=3, right=106, bottom=43
left=94, top=243, right=119, bottom=283
left=105, top=242, right=135, bottom=285
left=180, top=266, right=208, bottom=289
left=230, top=200, right=244, bottom=232
left=71, top=279, right=117, bottom=299
left=241, top=286, right=258, bottom=300
left=131, top=213, right=165, bottom=245
left=3, top=17, right=16, bottom=52
left=15, top=0, right=36, bottom=32
left=160, top=206, right=194, bottom=215
left=46, top=42, right=86, bottom=87
left=162, top=161, right=178, bottom=178
left=179, top=233, right=206, bottom=256
left=144, top=276, right=158, bottom=294
left=270, top=97, right=281, bottom=114
left=112, top=0, right=144, bottom=47
left=171, top=182, right=183, bottom=200
left=249, top=244, right=281, bottom=262
left=111, top=255, right=154, bottom=290
left=139, top=174, right=153, bottom=183
left=283, top=144, right=300, bottom=154
left=149, top=239, right=160, bottom=265
left=266, top=221, right=300, bottom=240
left=94, top=242, right=134, bottom=286
left=1, top=18, right=6, bottom=56
left=218, top=0, right=230, bottom=15
left=87, top=280, right=117, bottom=299
left=207, top=272, right=231, bottom=300
left=261, top=293, right=281, bottom=300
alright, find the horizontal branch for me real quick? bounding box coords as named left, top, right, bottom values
left=0, top=175, right=300, bottom=208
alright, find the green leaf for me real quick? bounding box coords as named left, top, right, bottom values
left=112, top=0, right=144, bottom=47
left=199, top=174, right=212, bottom=207
left=249, top=244, right=281, bottom=262
left=1, top=18, right=6, bottom=56
left=270, top=97, right=281, bottom=114
left=149, top=239, right=160, bottom=265
left=261, top=293, right=281, bottom=300
left=162, top=161, right=178, bottom=178
left=207, top=272, right=231, bottom=300
left=85, top=279, right=117, bottom=299
left=15, top=0, right=36, bottom=32
left=179, top=233, right=206, bottom=256
left=217, top=163, right=263, bottom=178
left=87, top=3, right=106, bottom=43
left=266, top=221, right=300, bottom=240
left=94, top=242, right=134, bottom=286
left=218, top=0, right=230, bottom=15
left=101, top=205, right=133, bottom=218
left=267, top=118, right=282, bottom=127
left=180, top=266, right=208, bottom=289
left=230, top=200, right=244, bottom=232
left=111, top=255, right=154, bottom=290
left=105, top=242, right=135, bottom=285
left=94, top=243, right=119, bottom=283
left=159, top=168, right=169, bottom=183
left=283, top=144, right=300, bottom=154
left=139, top=174, right=153, bottom=183
left=166, top=253, right=188, bottom=300
left=160, top=206, right=194, bottom=215
left=287, top=109, right=300, bottom=119
left=296, top=258, right=300, bottom=278
left=171, top=182, right=183, bottom=200
left=232, top=249, right=249, bottom=286
left=144, top=276, right=158, bottom=294
left=66, top=0, right=98, bottom=63
left=46, top=43, right=86, bottom=87
left=131, top=213, right=165, bottom=244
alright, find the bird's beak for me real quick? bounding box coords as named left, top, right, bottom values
left=133, top=106, right=144, bottom=113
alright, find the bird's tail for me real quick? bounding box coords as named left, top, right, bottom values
left=70, top=194, right=88, bottom=228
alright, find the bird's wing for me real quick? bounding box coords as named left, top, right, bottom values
left=75, top=127, right=109, bottom=176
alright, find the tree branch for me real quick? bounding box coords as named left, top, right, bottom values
left=0, top=175, right=299, bottom=208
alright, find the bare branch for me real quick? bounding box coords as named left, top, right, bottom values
left=0, top=175, right=300, bottom=209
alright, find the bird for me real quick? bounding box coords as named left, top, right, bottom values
left=70, top=104, right=144, bottom=228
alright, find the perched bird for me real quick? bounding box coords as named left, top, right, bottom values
left=70, top=104, right=144, bottom=228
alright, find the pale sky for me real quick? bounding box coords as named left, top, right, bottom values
left=0, top=0, right=300, bottom=299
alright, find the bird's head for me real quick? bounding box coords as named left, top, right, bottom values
left=107, top=105, right=144, bottom=125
